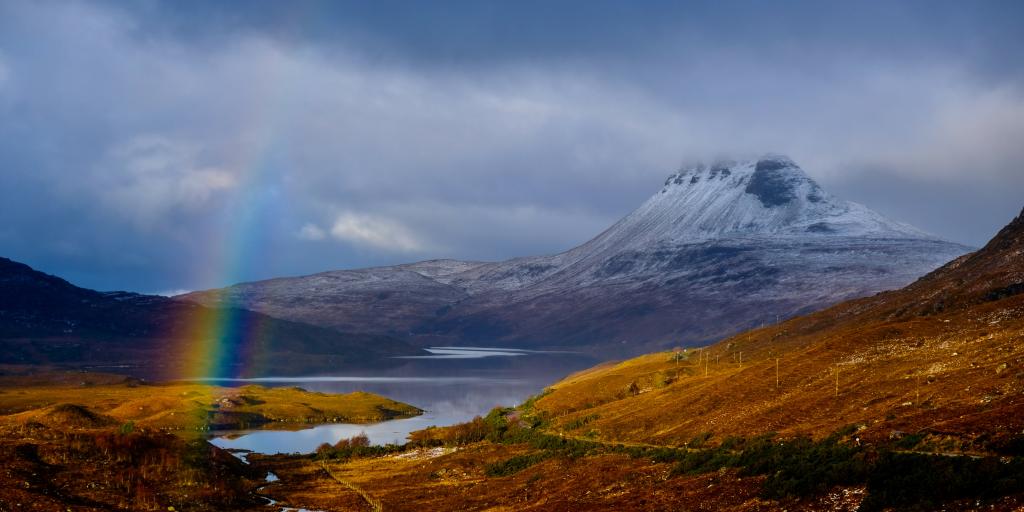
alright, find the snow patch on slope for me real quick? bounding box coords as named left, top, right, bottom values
left=589, top=155, right=932, bottom=251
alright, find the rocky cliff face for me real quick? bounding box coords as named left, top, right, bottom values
left=182, top=156, right=972, bottom=355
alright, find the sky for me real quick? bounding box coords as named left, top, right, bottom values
left=1, top=0, right=1022, bottom=294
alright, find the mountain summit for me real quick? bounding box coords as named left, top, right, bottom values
left=634, top=156, right=929, bottom=241
left=546, top=156, right=936, bottom=277
left=183, top=156, right=972, bottom=355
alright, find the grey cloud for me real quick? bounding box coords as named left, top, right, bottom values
left=0, top=1, right=1021, bottom=293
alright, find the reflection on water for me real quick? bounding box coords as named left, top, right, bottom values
left=214, top=412, right=461, bottom=453
left=196, top=376, right=523, bottom=384
left=209, top=347, right=596, bottom=454
left=396, top=346, right=579, bottom=359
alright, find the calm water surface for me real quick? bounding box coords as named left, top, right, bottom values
left=209, top=347, right=595, bottom=454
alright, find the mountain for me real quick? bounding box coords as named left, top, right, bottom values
left=531, top=205, right=1024, bottom=445
left=0, top=257, right=416, bottom=376
left=239, top=206, right=1024, bottom=512
left=181, top=156, right=971, bottom=355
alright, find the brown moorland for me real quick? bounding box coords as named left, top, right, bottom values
left=3, top=208, right=1020, bottom=511
left=256, top=207, right=1024, bottom=511
left=0, top=373, right=421, bottom=431
left=533, top=206, right=1024, bottom=447
left=0, top=373, right=421, bottom=510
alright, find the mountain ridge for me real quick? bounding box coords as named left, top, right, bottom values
left=0, top=256, right=417, bottom=376
left=181, top=156, right=972, bottom=355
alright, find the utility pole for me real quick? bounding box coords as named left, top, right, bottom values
left=673, top=347, right=681, bottom=379
left=835, top=366, right=840, bottom=397
left=775, top=358, right=780, bottom=389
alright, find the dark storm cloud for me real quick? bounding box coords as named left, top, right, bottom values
left=0, top=1, right=1021, bottom=292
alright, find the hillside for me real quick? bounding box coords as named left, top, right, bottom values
left=0, top=257, right=418, bottom=376
left=530, top=206, right=1024, bottom=445
left=0, top=375, right=422, bottom=511
left=0, top=375, right=422, bottom=431
left=246, top=206, right=1024, bottom=512
left=182, top=156, right=970, bottom=355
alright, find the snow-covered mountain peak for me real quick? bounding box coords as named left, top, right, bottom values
left=585, top=156, right=935, bottom=253
left=664, top=155, right=824, bottom=208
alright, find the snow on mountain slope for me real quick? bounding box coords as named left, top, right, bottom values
left=589, top=155, right=930, bottom=246
left=394, top=259, right=490, bottom=282
left=438, top=156, right=950, bottom=294
left=181, top=156, right=973, bottom=353
left=183, top=265, right=471, bottom=335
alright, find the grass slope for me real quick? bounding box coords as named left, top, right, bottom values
left=0, top=374, right=421, bottom=431
left=252, top=207, right=1024, bottom=511
left=533, top=207, right=1024, bottom=447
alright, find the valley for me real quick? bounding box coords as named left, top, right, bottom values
left=234, top=206, right=1024, bottom=511
left=5, top=2, right=1019, bottom=509
left=0, top=160, right=1016, bottom=511
left=1, top=205, right=1017, bottom=510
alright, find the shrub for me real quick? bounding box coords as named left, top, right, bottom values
left=446, top=417, right=490, bottom=445
left=861, top=452, right=1024, bottom=511
left=485, top=451, right=552, bottom=477
left=519, top=389, right=552, bottom=412
left=314, top=433, right=402, bottom=460
left=894, top=432, right=925, bottom=450
left=719, top=436, right=743, bottom=451
left=669, top=431, right=868, bottom=499
left=334, top=433, right=370, bottom=450
left=407, top=426, right=443, bottom=447
left=408, top=413, right=500, bottom=447
left=315, top=443, right=334, bottom=460
left=986, top=434, right=1024, bottom=456
left=687, top=431, right=713, bottom=448
left=562, top=414, right=599, bottom=431
left=751, top=435, right=868, bottom=498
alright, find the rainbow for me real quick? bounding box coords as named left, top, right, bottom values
left=177, top=304, right=277, bottom=380
left=174, top=47, right=307, bottom=380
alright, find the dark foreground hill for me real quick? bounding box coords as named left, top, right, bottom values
left=0, top=257, right=417, bottom=376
